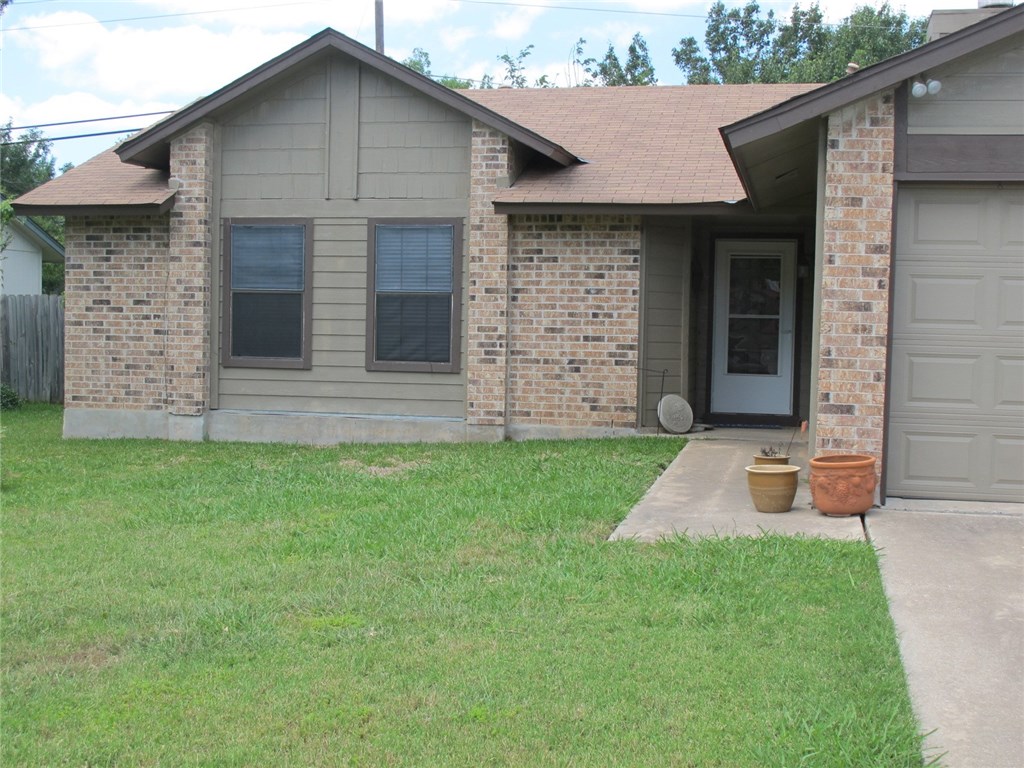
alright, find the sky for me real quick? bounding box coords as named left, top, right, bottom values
left=1, top=0, right=973, bottom=171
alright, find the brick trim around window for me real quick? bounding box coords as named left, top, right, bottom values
left=365, top=218, right=463, bottom=374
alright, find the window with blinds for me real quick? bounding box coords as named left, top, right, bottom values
left=367, top=220, right=462, bottom=373
left=223, top=220, right=312, bottom=369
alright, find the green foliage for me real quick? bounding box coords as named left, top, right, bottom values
left=1, top=406, right=924, bottom=765
left=41, top=262, right=64, bottom=295
left=400, top=48, right=473, bottom=89
left=1, top=383, right=22, bottom=411
left=498, top=45, right=533, bottom=88
left=674, top=1, right=926, bottom=84
left=582, top=33, right=658, bottom=86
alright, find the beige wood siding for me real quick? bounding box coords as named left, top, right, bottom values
left=641, top=224, right=690, bottom=427
left=214, top=53, right=472, bottom=418
left=358, top=69, right=471, bottom=200
left=907, top=34, right=1024, bottom=135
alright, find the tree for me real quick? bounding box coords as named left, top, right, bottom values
left=582, top=33, right=657, bottom=86
left=400, top=48, right=473, bottom=89
left=673, top=1, right=926, bottom=84
left=1, top=121, right=68, bottom=293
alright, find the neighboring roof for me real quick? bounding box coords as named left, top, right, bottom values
left=117, top=27, right=578, bottom=170
left=4, top=217, right=65, bottom=263
left=12, top=150, right=175, bottom=217
left=722, top=3, right=1024, bottom=150
left=464, top=84, right=816, bottom=207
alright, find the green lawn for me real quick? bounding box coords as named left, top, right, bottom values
left=1, top=405, right=924, bottom=766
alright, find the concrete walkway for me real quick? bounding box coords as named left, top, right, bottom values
left=612, top=433, right=1024, bottom=768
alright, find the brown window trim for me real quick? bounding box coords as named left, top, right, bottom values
left=365, top=217, right=463, bottom=374
left=222, top=217, right=314, bottom=370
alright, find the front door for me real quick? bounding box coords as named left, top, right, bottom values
left=711, top=239, right=796, bottom=416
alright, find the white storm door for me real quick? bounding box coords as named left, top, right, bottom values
left=711, top=240, right=797, bottom=415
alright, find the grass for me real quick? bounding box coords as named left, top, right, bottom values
left=1, top=405, right=924, bottom=766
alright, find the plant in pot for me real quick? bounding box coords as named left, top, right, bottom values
left=809, top=453, right=877, bottom=516
left=745, top=463, right=801, bottom=513
left=754, top=443, right=789, bottom=466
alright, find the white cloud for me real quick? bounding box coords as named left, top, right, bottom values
left=488, top=6, right=547, bottom=41
left=135, top=0, right=459, bottom=30
left=16, top=12, right=307, bottom=100
left=440, top=26, right=477, bottom=52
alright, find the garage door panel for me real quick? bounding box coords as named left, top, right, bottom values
left=902, top=352, right=981, bottom=407
left=889, top=185, right=1024, bottom=502
left=997, top=197, right=1024, bottom=249
left=998, top=277, right=1024, bottom=329
left=903, top=195, right=987, bottom=253
left=907, top=274, right=984, bottom=327
left=995, top=356, right=1024, bottom=409
left=993, top=437, right=1024, bottom=490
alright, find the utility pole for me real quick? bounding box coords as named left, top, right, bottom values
left=375, top=0, right=384, bottom=54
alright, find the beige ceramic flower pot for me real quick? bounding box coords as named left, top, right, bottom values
left=745, top=464, right=800, bottom=513
left=809, top=454, right=877, bottom=516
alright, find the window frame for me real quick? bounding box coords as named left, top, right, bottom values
left=365, top=218, right=463, bottom=374
left=222, top=217, right=314, bottom=370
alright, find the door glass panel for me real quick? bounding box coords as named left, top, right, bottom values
left=727, top=256, right=781, bottom=375
left=727, top=318, right=780, bottom=375
left=729, top=256, right=781, bottom=316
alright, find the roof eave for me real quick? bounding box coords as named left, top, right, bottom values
left=12, top=197, right=176, bottom=218
left=117, top=28, right=579, bottom=170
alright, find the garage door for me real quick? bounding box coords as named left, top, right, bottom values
left=888, top=185, right=1024, bottom=502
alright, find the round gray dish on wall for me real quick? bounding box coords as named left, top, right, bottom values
left=657, top=394, right=694, bottom=434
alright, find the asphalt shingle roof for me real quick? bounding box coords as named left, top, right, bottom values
left=463, top=84, right=818, bottom=205
left=13, top=149, right=173, bottom=211
left=15, top=83, right=820, bottom=212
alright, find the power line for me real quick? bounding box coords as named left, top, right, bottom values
left=1, top=128, right=139, bottom=145
left=1, top=0, right=329, bottom=32
left=9, top=111, right=172, bottom=131
left=453, top=0, right=704, bottom=19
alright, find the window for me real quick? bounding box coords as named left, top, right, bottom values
left=223, top=219, right=312, bottom=369
left=366, top=219, right=462, bottom=373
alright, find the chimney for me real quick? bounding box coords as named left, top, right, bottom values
left=927, top=1, right=1015, bottom=41
left=375, top=0, right=384, bottom=54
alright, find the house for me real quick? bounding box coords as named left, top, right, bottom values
left=0, top=215, right=64, bottom=295
left=13, top=6, right=1024, bottom=504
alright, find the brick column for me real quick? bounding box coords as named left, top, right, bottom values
left=466, top=123, right=512, bottom=426
left=816, top=92, right=895, bottom=461
left=167, top=123, right=213, bottom=421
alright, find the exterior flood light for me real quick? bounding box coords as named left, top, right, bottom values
left=910, top=76, right=942, bottom=98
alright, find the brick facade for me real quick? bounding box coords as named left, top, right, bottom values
left=816, top=92, right=895, bottom=461
left=465, top=123, right=644, bottom=432
left=507, top=214, right=642, bottom=429
left=167, top=124, right=213, bottom=416
left=466, top=123, right=512, bottom=426
left=64, top=215, right=171, bottom=410
left=63, top=124, right=213, bottom=426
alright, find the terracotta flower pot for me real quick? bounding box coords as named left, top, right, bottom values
left=745, top=464, right=800, bottom=513
left=753, top=454, right=791, bottom=466
left=809, top=454, right=877, bottom=516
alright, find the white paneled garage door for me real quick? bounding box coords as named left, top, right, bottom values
left=888, top=185, right=1024, bottom=502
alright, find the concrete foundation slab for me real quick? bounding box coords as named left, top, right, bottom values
left=867, top=510, right=1024, bottom=768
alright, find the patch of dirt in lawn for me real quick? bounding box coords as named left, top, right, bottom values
left=9, top=642, right=121, bottom=677
left=337, top=458, right=426, bottom=478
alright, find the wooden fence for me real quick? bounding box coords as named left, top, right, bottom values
left=1, top=294, right=64, bottom=403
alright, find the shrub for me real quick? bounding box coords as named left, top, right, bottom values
left=1, top=383, right=22, bottom=411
